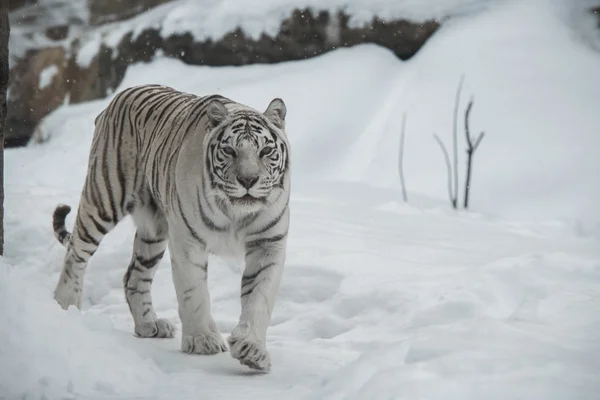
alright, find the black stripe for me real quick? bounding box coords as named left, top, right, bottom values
left=101, top=130, right=119, bottom=224
left=136, top=251, right=165, bottom=268
left=114, top=107, right=127, bottom=213
left=241, top=286, right=255, bottom=297
left=81, top=248, right=96, bottom=256
left=245, top=233, right=287, bottom=257
left=90, top=214, right=108, bottom=235
left=201, top=182, right=217, bottom=215
left=114, top=88, right=150, bottom=213
left=140, top=236, right=166, bottom=245
left=182, top=94, right=226, bottom=134
left=214, top=194, right=230, bottom=217
left=147, top=97, right=190, bottom=197
left=238, top=212, right=259, bottom=229
left=144, top=92, right=172, bottom=125
left=248, top=206, right=288, bottom=236
left=139, top=94, right=182, bottom=165
left=87, top=161, right=112, bottom=223
left=131, top=264, right=145, bottom=273
left=131, top=86, right=163, bottom=114
left=76, top=218, right=100, bottom=247
left=72, top=251, right=86, bottom=264
left=176, top=196, right=206, bottom=247
left=123, top=259, right=137, bottom=297
left=157, top=102, right=192, bottom=197
left=126, top=288, right=150, bottom=295
left=197, top=190, right=226, bottom=231
left=149, top=95, right=187, bottom=137
left=241, top=262, right=276, bottom=288
left=195, top=262, right=208, bottom=272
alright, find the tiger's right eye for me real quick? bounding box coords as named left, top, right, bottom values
left=222, top=146, right=237, bottom=157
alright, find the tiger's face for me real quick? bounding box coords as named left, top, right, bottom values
left=204, top=98, right=289, bottom=213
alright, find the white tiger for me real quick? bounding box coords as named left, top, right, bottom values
left=51, top=84, right=291, bottom=371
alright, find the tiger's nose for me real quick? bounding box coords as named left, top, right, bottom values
left=237, top=176, right=258, bottom=189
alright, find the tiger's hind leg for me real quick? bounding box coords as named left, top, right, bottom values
left=124, top=201, right=174, bottom=338
left=53, top=203, right=116, bottom=310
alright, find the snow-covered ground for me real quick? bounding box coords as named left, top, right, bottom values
left=2, top=0, right=600, bottom=399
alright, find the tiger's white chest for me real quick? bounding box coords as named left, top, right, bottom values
left=204, top=227, right=247, bottom=262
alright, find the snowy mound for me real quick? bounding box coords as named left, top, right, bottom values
left=2, top=0, right=600, bottom=399
left=0, top=262, right=163, bottom=398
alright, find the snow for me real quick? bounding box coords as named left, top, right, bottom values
left=76, top=36, right=103, bottom=68
left=0, top=262, right=163, bottom=398
left=2, top=0, right=600, bottom=399
left=38, top=64, right=59, bottom=90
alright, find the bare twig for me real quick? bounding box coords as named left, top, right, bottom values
left=463, top=96, right=485, bottom=209
left=433, top=133, right=455, bottom=208
left=398, top=112, right=408, bottom=202
left=452, top=75, right=465, bottom=209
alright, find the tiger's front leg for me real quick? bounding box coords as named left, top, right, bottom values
left=168, top=232, right=227, bottom=355
left=228, top=235, right=287, bottom=371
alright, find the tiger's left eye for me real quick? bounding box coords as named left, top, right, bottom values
left=259, top=146, right=275, bottom=158
left=223, top=146, right=237, bottom=157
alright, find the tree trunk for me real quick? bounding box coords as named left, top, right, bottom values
left=0, top=1, right=9, bottom=255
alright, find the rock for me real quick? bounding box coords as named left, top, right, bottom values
left=45, top=24, right=69, bottom=41
left=163, top=9, right=439, bottom=66
left=67, top=28, right=163, bottom=105
left=6, top=47, right=67, bottom=147
left=67, top=9, right=438, bottom=106
left=88, top=0, right=175, bottom=25
left=7, top=5, right=439, bottom=146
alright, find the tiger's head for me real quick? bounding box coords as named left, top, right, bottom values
left=204, top=98, right=289, bottom=213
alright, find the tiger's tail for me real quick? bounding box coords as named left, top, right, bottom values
left=53, top=204, right=72, bottom=247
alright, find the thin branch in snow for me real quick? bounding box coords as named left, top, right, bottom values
left=463, top=96, right=485, bottom=209
left=433, top=133, right=456, bottom=208
left=452, top=75, right=465, bottom=209
left=398, top=112, right=408, bottom=202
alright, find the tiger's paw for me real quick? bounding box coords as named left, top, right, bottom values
left=53, top=282, right=82, bottom=310
left=228, top=324, right=271, bottom=372
left=182, top=331, right=228, bottom=355
left=135, top=319, right=175, bottom=338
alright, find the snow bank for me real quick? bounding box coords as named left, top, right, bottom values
left=308, top=252, right=600, bottom=400
left=0, top=260, right=163, bottom=399
left=374, top=0, right=600, bottom=225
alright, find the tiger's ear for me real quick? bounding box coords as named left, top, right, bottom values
left=207, top=99, right=229, bottom=128
left=264, top=98, right=286, bottom=129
